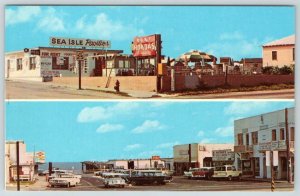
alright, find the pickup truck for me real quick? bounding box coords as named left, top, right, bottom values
left=212, top=165, right=242, bottom=181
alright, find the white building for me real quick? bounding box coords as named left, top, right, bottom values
left=234, top=108, right=294, bottom=180
left=5, top=47, right=123, bottom=81
left=5, top=141, right=44, bottom=183
left=173, top=143, right=234, bottom=175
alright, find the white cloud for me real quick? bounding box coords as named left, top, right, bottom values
left=6, top=6, right=41, bottom=25
left=219, top=31, right=244, bottom=40
left=156, top=141, right=179, bottom=149
left=36, top=7, right=65, bottom=32
left=77, top=106, right=108, bottom=122
left=199, top=138, right=215, bottom=144
left=75, top=13, right=144, bottom=40
left=77, top=102, right=139, bottom=123
left=224, top=102, right=270, bottom=116
left=197, top=130, right=205, bottom=137
left=214, top=126, right=233, bottom=137
left=132, top=120, right=165, bottom=134
left=124, top=144, right=141, bottom=151
left=203, top=31, right=271, bottom=60
left=96, top=123, right=124, bottom=133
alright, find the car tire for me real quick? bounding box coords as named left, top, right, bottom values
left=228, top=176, right=233, bottom=181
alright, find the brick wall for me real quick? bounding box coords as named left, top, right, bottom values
left=53, top=76, right=157, bottom=92
left=200, top=74, right=294, bottom=88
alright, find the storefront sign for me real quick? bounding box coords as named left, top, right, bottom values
left=50, top=37, right=111, bottom=48
left=35, top=151, right=46, bottom=163
left=132, top=35, right=158, bottom=57
left=152, top=156, right=160, bottom=160
left=240, top=153, right=250, bottom=160
left=30, top=49, right=40, bottom=55
left=258, top=142, right=271, bottom=151
left=212, top=149, right=235, bottom=161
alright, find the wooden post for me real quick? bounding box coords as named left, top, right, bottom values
left=16, top=141, right=20, bottom=191
left=271, top=151, right=275, bottom=192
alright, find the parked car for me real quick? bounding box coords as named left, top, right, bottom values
left=102, top=173, right=127, bottom=188
left=191, top=167, right=214, bottom=179
left=183, top=168, right=200, bottom=179
left=49, top=173, right=81, bottom=188
left=126, top=170, right=172, bottom=185
left=212, top=165, right=242, bottom=181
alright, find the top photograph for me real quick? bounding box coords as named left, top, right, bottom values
left=4, top=5, right=295, bottom=99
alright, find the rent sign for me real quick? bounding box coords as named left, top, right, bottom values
left=132, top=35, right=158, bottom=57
left=50, top=37, right=111, bottom=48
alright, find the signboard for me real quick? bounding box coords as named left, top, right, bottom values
left=35, top=151, right=46, bottom=163
left=212, top=149, right=235, bottom=161
left=152, top=156, right=160, bottom=160
left=50, top=37, right=111, bottom=48
left=240, top=153, right=250, bottom=160
left=266, top=151, right=270, bottom=166
left=30, top=49, right=40, bottom=55
left=179, top=150, right=189, bottom=155
left=259, top=142, right=271, bottom=151
left=273, top=151, right=278, bottom=166
left=132, top=35, right=158, bottom=57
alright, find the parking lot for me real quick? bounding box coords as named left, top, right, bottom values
left=44, top=175, right=293, bottom=191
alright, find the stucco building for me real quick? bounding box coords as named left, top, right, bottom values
left=262, top=35, right=295, bottom=67
left=5, top=141, right=45, bottom=183
left=234, top=108, right=294, bottom=180
left=173, top=143, right=234, bottom=175
left=5, top=47, right=123, bottom=80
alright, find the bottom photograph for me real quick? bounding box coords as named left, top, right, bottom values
left=5, top=100, right=295, bottom=191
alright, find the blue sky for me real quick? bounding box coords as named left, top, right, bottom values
left=5, top=6, right=295, bottom=60
left=6, top=101, right=294, bottom=162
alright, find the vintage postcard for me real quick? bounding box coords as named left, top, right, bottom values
left=4, top=5, right=295, bottom=99
left=5, top=100, right=295, bottom=191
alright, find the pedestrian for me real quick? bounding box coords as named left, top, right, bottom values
left=114, top=80, right=120, bottom=92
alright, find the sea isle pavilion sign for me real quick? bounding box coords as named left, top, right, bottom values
left=49, top=37, right=111, bottom=48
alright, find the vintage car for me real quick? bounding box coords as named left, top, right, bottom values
left=102, top=172, right=127, bottom=188
left=183, top=168, right=200, bottom=179
left=212, top=165, right=242, bottom=181
left=49, top=173, right=81, bottom=188
left=126, top=170, right=173, bottom=185
left=191, top=167, right=214, bottom=179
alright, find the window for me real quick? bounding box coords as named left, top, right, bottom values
left=17, top=58, right=22, bottom=70
left=272, top=129, right=277, bottom=141
left=272, top=51, right=277, bottom=60
left=124, top=61, right=129, bottom=68
left=280, top=128, right=285, bottom=140
left=252, top=131, right=258, bottom=145
left=293, top=48, right=295, bottom=61
left=227, top=167, right=232, bottom=171
left=290, top=127, right=294, bottom=141
left=52, top=56, right=69, bottom=70
left=246, top=133, right=249, bottom=146
left=238, top=133, right=243, bottom=145
left=118, top=60, right=124, bottom=68
left=29, top=57, right=36, bottom=70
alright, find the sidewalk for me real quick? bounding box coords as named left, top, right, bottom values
left=242, top=176, right=293, bottom=184
left=6, top=176, right=49, bottom=191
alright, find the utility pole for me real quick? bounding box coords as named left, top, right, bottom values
left=16, top=141, right=20, bottom=191
left=285, top=108, right=291, bottom=183
left=78, top=59, right=82, bottom=90
left=270, top=151, right=275, bottom=192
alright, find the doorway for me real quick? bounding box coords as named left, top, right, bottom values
left=94, top=58, right=103, bottom=76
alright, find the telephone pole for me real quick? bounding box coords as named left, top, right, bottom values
left=16, top=141, right=20, bottom=191
left=285, top=108, right=291, bottom=183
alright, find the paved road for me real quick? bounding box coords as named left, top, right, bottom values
left=6, top=80, right=130, bottom=99
left=44, top=176, right=293, bottom=191
left=5, top=80, right=295, bottom=99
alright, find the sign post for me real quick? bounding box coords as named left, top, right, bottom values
left=76, top=50, right=84, bottom=90
left=16, top=141, right=20, bottom=191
